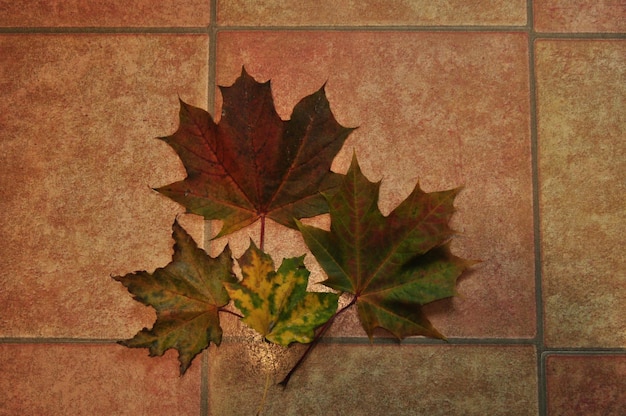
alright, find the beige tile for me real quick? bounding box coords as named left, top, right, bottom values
left=207, top=343, right=537, bottom=415
left=546, top=354, right=626, bottom=416
left=0, top=35, right=208, bottom=338
left=536, top=40, right=626, bottom=347
left=0, top=0, right=210, bottom=27
left=0, top=343, right=201, bottom=415
left=217, top=0, right=527, bottom=26
left=534, top=0, right=626, bottom=33
left=213, top=31, right=535, bottom=339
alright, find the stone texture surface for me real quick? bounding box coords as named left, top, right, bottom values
left=214, top=31, right=535, bottom=340
left=2, top=2, right=624, bottom=415
left=208, top=343, right=537, bottom=416
left=217, top=0, right=527, bottom=26
left=536, top=40, right=626, bottom=348
left=0, top=0, right=210, bottom=27
left=0, top=343, right=201, bottom=415
left=546, top=354, right=626, bottom=416
left=0, top=34, right=208, bottom=338
left=534, top=0, right=626, bottom=33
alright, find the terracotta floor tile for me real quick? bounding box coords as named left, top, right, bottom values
left=536, top=40, right=626, bottom=348
left=534, top=0, right=626, bottom=33
left=546, top=354, right=626, bottom=416
left=217, top=0, right=527, bottom=26
left=0, top=0, right=210, bottom=27
left=0, top=343, right=201, bottom=415
left=213, top=31, right=535, bottom=339
left=0, top=34, right=208, bottom=338
left=207, top=343, right=537, bottom=415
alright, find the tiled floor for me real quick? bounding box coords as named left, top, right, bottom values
left=0, top=1, right=624, bottom=415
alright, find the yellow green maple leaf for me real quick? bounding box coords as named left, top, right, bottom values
left=225, top=241, right=338, bottom=346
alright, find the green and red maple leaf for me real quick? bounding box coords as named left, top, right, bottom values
left=114, top=69, right=473, bottom=376
left=298, top=155, right=474, bottom=340
left=113, top=220, right=235, bottom=374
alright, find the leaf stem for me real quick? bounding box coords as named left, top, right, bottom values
left=218, top=307, right=244, bottom=319
left=278, top=295, right=357, bottom=388
left=255, top=343, right=272, bottom=416
left=260, top=215, right=266, bottom=252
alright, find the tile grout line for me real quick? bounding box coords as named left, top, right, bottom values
left=0, top=26, right=623, bottom=38
left=213, top=24, right=529, bottom=32
left=526, top=9, right=626, bottom=415
left=2, top=335, right=623, bottom=350
left=202, top=2, right=218, bottom=416
left=0, top=26, right=210, bottom=34
left=0, top=338, right=118, bottom=344
left=525, top=1, right=548, bottom=416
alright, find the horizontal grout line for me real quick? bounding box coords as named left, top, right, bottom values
left=219, top=337, right=626, bottom=352
left=219, top=336, right=538, bottom=346
left=320, top=337, right=539, bottom=345
left=532, top=32, right=626, bottom=39
left=0, top=27, right=210, bottom=34
left=542, top=347, right=626, bottom=355
left=214, top=25, right=529, bottom=32
left=2, top=26, right=623, bottom=38
left=3, top=337, right=623, bottom=354
left=0, top=338, right=119, bottom=344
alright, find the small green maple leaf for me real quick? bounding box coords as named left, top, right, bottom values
left=297, top=155, right=474, bottom=340
left=113, top=220, right=236, bottom=374
left=225, top=241, right=339, bottom=346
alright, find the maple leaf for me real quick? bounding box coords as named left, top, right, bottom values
left=113, top=220, right=236, bottom=374
left=297, top=155, right=473, bottom=340
left=155, top=68, right=354, bottom=238
left=225, top=241, right=339, bottom=346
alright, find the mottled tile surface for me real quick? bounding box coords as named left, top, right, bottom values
left=536, top=40, right=626, bottom=348
left=207, top=343, right=537, bottom=416
left=0, top=35, right=208, bottom=338
left=534, top=0, right=626, bottom=33
left=0, top=343, right=201, bottom=415
left=0, top=0, right=210, bottom=27
left=546, top=354, right=626, bottom=416
left=214, top=31, right=535, bottom=339
left=3, top=1, right=624, bottom=414
left=217, top=0, right=527, bottom=26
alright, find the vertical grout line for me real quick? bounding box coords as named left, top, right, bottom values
left=201, top=347, right=210, bottom=416
left=526, top=1, right=547, bottom=415
left=205, top=0, right=218, bottom=253
left=202, top=4, right=218, bottom=416
left=207, top=0, right=218, bottom=121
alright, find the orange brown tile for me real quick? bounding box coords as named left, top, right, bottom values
left=0, top=0, right=210, bottom=27
left=214, top=31, right=535, bottom=339
left=208, top=343, right=537, bottom=415
left=536, top=40, right=626, bottom=348
left=534, top=0, right=626, bottom=33
left=546, top=354, right=626, bottom=416
left=0, top=34, right=209, bottom=338
left=217, top=0, right=527, bottom=26
left=0, top=343, right=201, bottom=415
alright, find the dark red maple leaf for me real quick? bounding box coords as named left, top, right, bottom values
left=156, top=68, right=354, bottom=238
